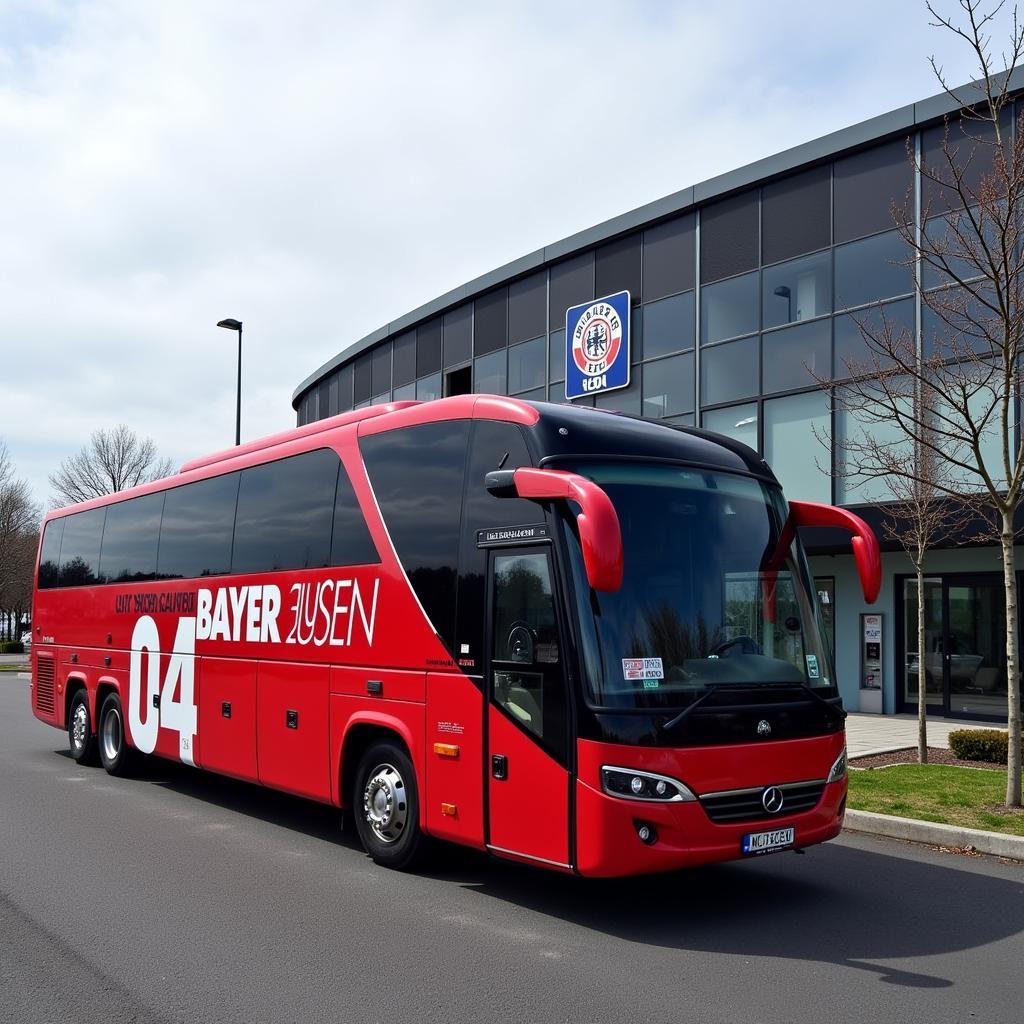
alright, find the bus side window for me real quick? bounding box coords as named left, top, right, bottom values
left=491, top=552, right=563, bottom=748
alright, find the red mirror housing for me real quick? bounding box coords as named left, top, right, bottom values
left=789, top=500, right=881, bottom=604
left=511, top=468, right=623, bottom=592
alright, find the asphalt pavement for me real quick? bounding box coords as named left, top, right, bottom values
left=2, top=675, right=1022, bottom=1024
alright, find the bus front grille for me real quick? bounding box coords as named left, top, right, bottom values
left=699, top=780, right=826, bottom=824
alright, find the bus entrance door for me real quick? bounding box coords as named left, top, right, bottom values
left=485, top=547, right=571, bottom=869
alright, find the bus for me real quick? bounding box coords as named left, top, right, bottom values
left=30, top=396, right=880, bottom=877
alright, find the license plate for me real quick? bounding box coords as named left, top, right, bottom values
left=742, top=826, right=795, bottom=856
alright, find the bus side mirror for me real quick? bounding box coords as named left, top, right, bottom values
left=789, top=500, right=881, bottom=604
left=484, top=467, right=623, bottom=592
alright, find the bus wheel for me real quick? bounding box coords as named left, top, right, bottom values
left=98, top=693, right=133, bottom=776
left=68, top=690, right=97, bottom=765
left=354, top=741, right=427, bottom=870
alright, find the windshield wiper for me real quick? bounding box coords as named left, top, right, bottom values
left=661, top=684, right=743, bottom=732
left=660, top=681, right=845, bottom=733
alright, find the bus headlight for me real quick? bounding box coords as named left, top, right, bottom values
left=601, top=766, right=696, bottom=803
left=827, top=748, right=847, bottom=783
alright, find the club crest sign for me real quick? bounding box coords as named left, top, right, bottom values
left=565, top=290, right=631, bottom=400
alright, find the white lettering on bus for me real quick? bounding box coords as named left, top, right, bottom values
left=196, top=584, right=282, bottom=644
left=286, top=577, right=379, bottom=648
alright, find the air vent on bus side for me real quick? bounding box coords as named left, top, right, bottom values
left=35, top=656, right=55, bottom=716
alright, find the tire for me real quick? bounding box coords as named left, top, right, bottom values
left=353, top=740, right=428, bottom=870
left=97, top=693, right=134, bottom=776
left=67, top=690, right=98, bottom=765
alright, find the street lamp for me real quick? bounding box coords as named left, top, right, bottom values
left=217, top=318, right=243, bottom=445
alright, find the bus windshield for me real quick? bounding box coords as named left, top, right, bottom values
left=557, top=461, right=835, bottom=711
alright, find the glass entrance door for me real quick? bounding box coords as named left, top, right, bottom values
left=902, top=575, right=1009, bottom=720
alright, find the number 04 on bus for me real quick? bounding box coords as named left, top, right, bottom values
left=31, top=396, right=880, bottom=876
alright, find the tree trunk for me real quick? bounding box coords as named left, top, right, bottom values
left=999, top=509, right=1022, bottom=807
left=917, top=568, right=928, bottom=764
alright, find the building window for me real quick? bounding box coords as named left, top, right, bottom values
left=508, top=336, right=546, bottom=394
left=415, top=373, right=441, bottom=402
left=702, top=403, right=758, bottom=450
left=761, top=165, right=831, bottom=265
left=834, top=230, right=913, bottom=310
left=763, top=392, right=830, bottom=502
left=443, top=305, right=473, bottom=367
left=393, top=331, right=416, bottom=387
left=474, top=287, right=508, bottom=355
left=595, top=233, right=642, bottom=303
left=354, top=354, right=372, bottom=404
left=392, top=381, right=416, bottom=402
left=474, top=349, right=507, bottom=394
left=762, top=251, right=831, bottom=330
left=761, top=318, right=831, bottom=395
left=700, top=335, right=758, bottom=405
left=642, top=292, right=694, bottom=359
left=336, top=364, right=353, bottom=412
left=700, top=191, right=759, bottom=284
left=834, top=138, right=913, bottom=243
left=701, top=271, right=759, bottom=344
left=416, top=319, right=442, bottom=378
left=548, top=329, right=566, bottom=382
left=642, top=353, right=694, bottom=418
left=643, top=214, right=695, bottom=301
left=371, top=341, right=392, bottom=398
left=833, top=298, right=912, bottom=376
left=549, top=252, right=594, bottom=326
left=596, top=376, right=642, bottom=415
left=508, top=271, right=547, bottom=344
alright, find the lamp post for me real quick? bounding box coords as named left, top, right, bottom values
left=217, top=318, right=243, bottom=445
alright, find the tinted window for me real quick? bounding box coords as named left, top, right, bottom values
left=508, top=272, right=547, bottom=344
left=393, top=332, right=416, bottom=386
left=232, top=450, right=337, bottom=574
left=548, top=329, right=566, bottom=382
left=923, top=110, right=1011, bottom=213
left=457, top=420, right=535, bottom=659
left=763, top=392, right=831, bottom=502
left=761, top=165, right=831, bottom=264
left=474, top=349, right=506, bottom=394
left=317, top=380, right=330, bottom=422
left=443, top=305, right=472, bottom=367
left=37, top=518, right=64, bottom=589
left=416, top=319, right=442, bottom=377
left=835, top=229, right=913, bottom=309
left=508, top=336, right=546, bottom=394
left=327, top=374, right=340, bottom=417
left=474, top=287, right=508, bottom=355
left=700, top=192, right=758, bottom=283
left=336, top=364, right=354, bottom=412
left=641, top=353, right=694, bottom=417
left=354, top=354, right=372, bottom=404
left=58, top=507, right=105, bottom=587
left=643, top=291, right=694, bottom=359
left=833, top=298, right=912, bottom=375
left=416, top=373, right=442, bottom=401
left=595, top=233, right=641, bottom=303
left=371, top=342, right=392, bottom=397
left=701, top=271, right=759, bottom=343
left=643, top=214, right=695, bottom=301
left=834, top=138, right=913, bottom=243
left=700, top=336, right=759, bottom=406
left=762, top=251, right=831, bottom=329
left=332, top=462, right=379, bottom=566
left=362, top=421, right=470, bottom=652
left=549, top=252, right=594, bottom=326
left=595, top=376, right=641, bottom=414
left=761, top=318, right=830, bottom=394
left=99, top=492, right=164, bottom=583
left=703, top=403, right=758, bottom=450
left=157, top=473, right=239, bottom=579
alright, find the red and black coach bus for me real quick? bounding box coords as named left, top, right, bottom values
left=30, top=396, right=880, bottom=876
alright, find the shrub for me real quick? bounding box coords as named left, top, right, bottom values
left=0, top=641, right=24, bottom=655
left=949, top=728, right=1012, bottom=765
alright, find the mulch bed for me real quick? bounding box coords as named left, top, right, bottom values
left=850, top=746, right=1003, bottom=770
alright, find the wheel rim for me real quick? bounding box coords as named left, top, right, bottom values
left=101, top=706, right=122, bottom=763
left=71, top=703, right=88, bottom=751
left=363, top=762, right=408, bottom=844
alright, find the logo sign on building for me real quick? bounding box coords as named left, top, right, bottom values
left=564, top=290, right=630, bottom=400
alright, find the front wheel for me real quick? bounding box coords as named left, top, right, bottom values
left=68, top=690, right=98, bottom=765
left=353, top=741, right=428, bottom=870
left=97, top=693, right=134, bottom=776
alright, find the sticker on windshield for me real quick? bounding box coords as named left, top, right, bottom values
left=622, top=657, right=664, bottom=681
left=805, top=654, right=820, bottom=679
left=642, top=678, right=660, bottom=690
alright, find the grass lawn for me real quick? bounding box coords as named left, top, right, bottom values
left=0, top=664, right=28, bottom=672
left=849, top=764, right=1024, bottom=837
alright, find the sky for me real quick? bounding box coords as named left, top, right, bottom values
left=0, top=0, right=1005, bottom=509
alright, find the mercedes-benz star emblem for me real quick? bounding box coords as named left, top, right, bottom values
left=756, top=719, right=772, bottom=737
left=762, top=786, right=785, bottom=814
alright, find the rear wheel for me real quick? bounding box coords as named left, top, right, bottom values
left=98, top=693, right=133, bottom=776
left=67, top=690, right=97, bottom=765
left=353, top=741, right=428, bottom=870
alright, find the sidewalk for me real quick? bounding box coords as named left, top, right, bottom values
left=845, top=712, right=1005, bottom=758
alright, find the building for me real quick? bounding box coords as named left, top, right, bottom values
left=293, top=77, right=1024, bottom=724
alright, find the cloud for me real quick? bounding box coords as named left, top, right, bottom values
left=0, top=0, right=992, bottom=506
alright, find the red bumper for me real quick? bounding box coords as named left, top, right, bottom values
left=575, top=734, right=847, bottom=878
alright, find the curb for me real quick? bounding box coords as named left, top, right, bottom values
left=844, top=809, right=1024, bottom=861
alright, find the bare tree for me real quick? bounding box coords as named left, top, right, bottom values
left=49, top=424, right=174, bottom=507
left=0, top=441, right=41, bottom=641
left=828, top=1, right=1024, bottom=804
